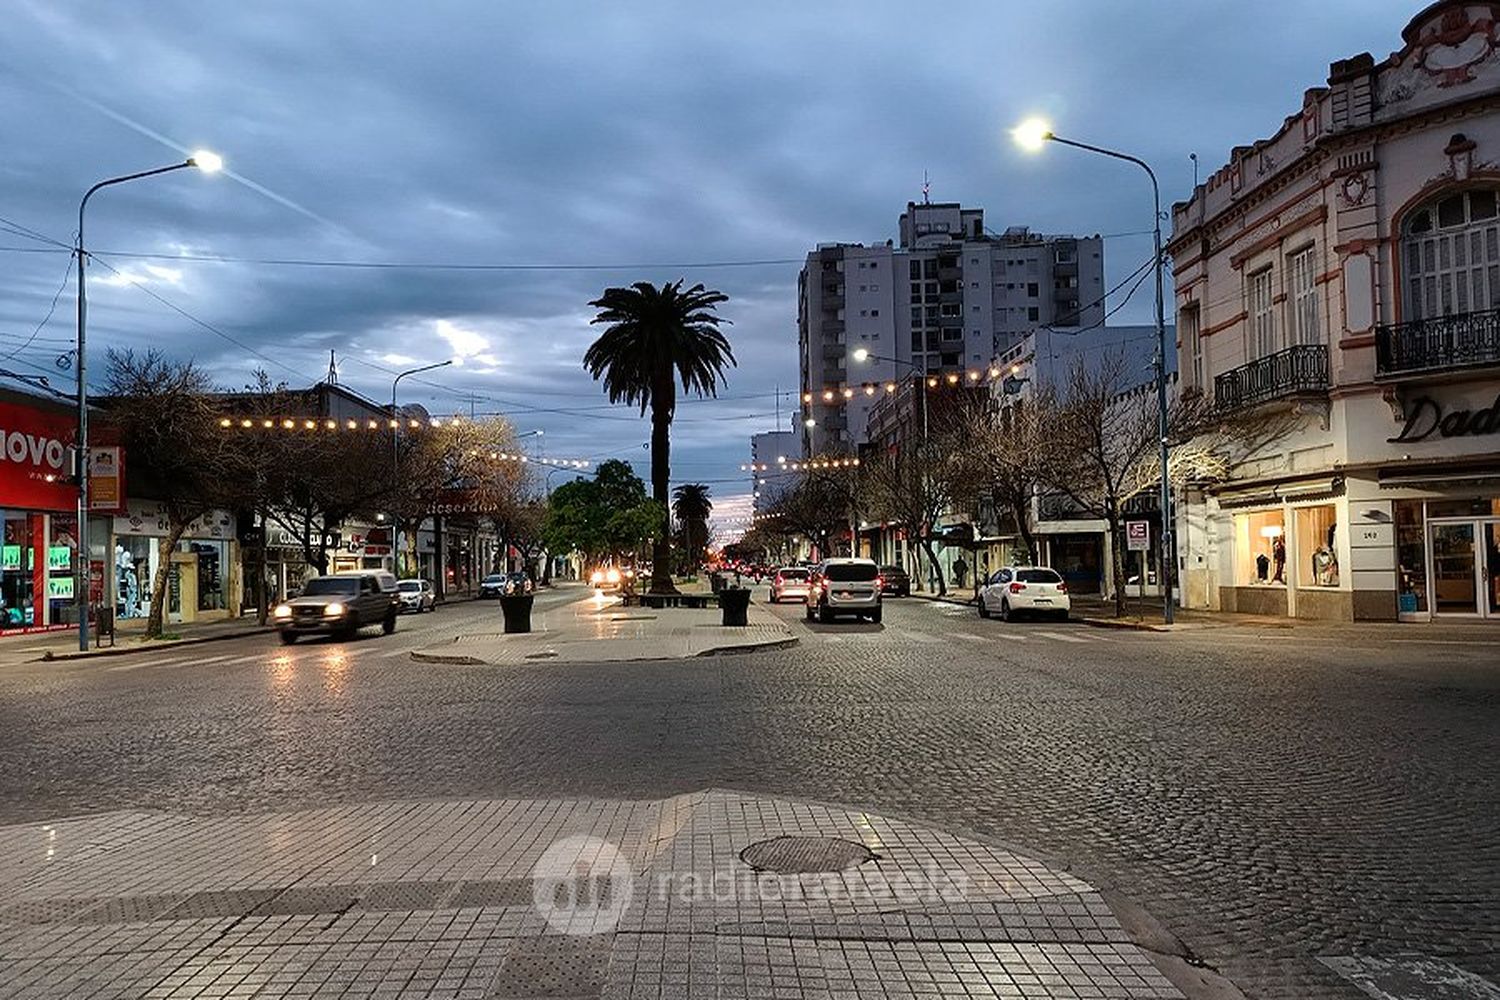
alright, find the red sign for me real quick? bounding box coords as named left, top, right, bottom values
left=0, top=399, right=77, bottom=512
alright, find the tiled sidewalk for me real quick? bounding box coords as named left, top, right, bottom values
left=0, top=790, right=1181, bottom=999
left=412, top=594, right=796, bottom=665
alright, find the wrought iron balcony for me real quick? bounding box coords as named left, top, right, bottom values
left=1214, top=344, right=1329, bottom=411
left=1375, top=307, right=1500, bottom=377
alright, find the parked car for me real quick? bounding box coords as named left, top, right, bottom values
left=805, top=557, right=883, bottom=623
left=504, top=571, right=534, bottom=596
left=396, top=578, right=436, bottom=613
left=478, top=574, right=507, bottom=599
left=768, top=566, right=811, bottom=603
left=274, top=570, right=399, bottom=643
left=977, top=566, right=1070, bottom=621
left=878, top=564, right=911, bottom=597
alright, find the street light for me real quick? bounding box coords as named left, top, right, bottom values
left=391, top=359, right=454, bottom=467
left=73, top=151, right=223, bottom=651
left=1013, top=118, right=1175, bottom=623
left=852, top=349, right=927, bottom=440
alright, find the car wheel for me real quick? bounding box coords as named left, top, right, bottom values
left=870, top=607, right=882, bottom=624
left=1055, top=611, right=1069, bottom=622
left=977, top=594, right=990, bottom=618
left=382, top=612, right=396, bottom=635
left=818, top=603, right=834, bottom=624
left=999, top=599, right=1012, bottom=623
left=279, top=630, right=297, bottom=645
left=805, top=603, right=815, bottom=622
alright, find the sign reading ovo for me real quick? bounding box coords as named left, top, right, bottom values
left=0, top=399, right=78, bottom=511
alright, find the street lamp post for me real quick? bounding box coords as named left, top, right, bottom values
left=851, top=348, right=927, bottom=441
left=390, top=360, right=453, bottom=578
left=1013, top=118, right=1175, bottom=623
left=73, top=151, right=222, bottom=651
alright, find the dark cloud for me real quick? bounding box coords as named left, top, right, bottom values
left=1, top=0, right=1403, bottom=486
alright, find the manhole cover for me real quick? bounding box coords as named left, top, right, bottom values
left=739, top=836, right=876, bottom=874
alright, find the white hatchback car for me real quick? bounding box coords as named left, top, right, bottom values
left=977, top=566, right=1071, bottom=621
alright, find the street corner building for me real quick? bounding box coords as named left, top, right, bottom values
left=1168, top=0, right=1500, bottom=623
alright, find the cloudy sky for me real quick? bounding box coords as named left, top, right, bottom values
left=1, top=1, right=1407, bottom=497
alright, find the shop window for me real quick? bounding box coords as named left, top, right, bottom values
left=1295, top=505, right=1338, bottom=587
left=185, top=540, right=228, bottom=612
left=48, top=514, right=78, bottom=623
left=1395, top=500, right=1427, bottom=614
left=1235, top=509, right=1286, bottom=585
left=116, top=536, right=157, bottom=619
left=2, top=514, right=38, bottom=631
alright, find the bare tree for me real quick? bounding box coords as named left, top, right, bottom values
left=861, top=433, right=964, bottom=596
left=1035, top=352, right=1292, bottom=617
left=101, top=349, right=238, bottom=638
left=762, top=474, right=852, bottom=560
left=947, top=390, right=1051, bottom=566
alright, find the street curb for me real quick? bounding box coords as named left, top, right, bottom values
left=1077, top=617, right=1166, bottom=632
left=409, top=634, right=800, bottom=666
left=39, top=627, right=273, bottom=662
left=695, top=635, right=799, bottom=657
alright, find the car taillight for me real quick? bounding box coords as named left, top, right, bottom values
left=1009, top=582, right=1026, bottom=594
left=1056, top=582, right=1067, bottom=593
left=876, top=575, right=884, bottom=590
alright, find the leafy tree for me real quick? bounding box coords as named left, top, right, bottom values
left=671, top=483, right=712, bottom=572
left=584, top=281, right=735, bottom=593
left=540, top=460, right=659, bottom=565
left=101, top=349, right=238, bottom=638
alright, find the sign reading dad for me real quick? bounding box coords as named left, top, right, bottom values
left=1389, top=394, right=1500, bottom=443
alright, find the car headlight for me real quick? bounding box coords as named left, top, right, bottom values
left=605, top=569, right=621, bottom=584
left=273, top=604, right=292, bottom=618
left=590, top=570, right=604, bottom=585
left=324, top=602, right=345, bottom=617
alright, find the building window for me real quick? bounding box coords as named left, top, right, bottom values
left=1295, top=505, right=1338, bottom=587
left=870, top=309, right=879, bottom=317
left=1288, top=246, right=1320, bottom=345
left=909, top=261, right=921, bottom=279
left=1027, top=307, right=1039, bottom=322
left=1248, top=267, right=1276, bottom=358
left=1235, top=509, right=1286, bottom=585
left=1181, top=304, right=1203, bottom=391
left=1027, top=282, right=1039, bottom=297
left=1395, top=500, right=1427, bottom=613
left=1402, top=188, right=1500, bottom=319
left=923, top=260, right=937, bottom=278
left=911, top=306, right=922, bottom=324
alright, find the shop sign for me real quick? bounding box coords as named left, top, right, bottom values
left=1126, top=520, right=1151, bottom=552
left=1389, top=393, right=1500, bottom=443
left=46, top=577, right=73, bottom=600
left=87, top=447, right=126, bottom=513
left=0, top=399, right=76, bottom=511
left=113, top=503, right=232, bottom=539
left=1, top=545, right=20, bottom=571
left=46, top=545, right=71, bottom=571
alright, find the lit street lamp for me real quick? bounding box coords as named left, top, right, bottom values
left=852, top=348, right=927, bottom=440
left=73, top=151, right=223, bottom=651
left=391, top=359, right=454, bottom=472
left=1013, top=118, right=1175, bottom=623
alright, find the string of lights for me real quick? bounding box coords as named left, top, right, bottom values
left=740, top=456, right=860, bottom=472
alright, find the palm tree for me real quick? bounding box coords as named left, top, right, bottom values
left=672, top=483, right=713, bottom=573
left=585, top=281, right=734, bottom=593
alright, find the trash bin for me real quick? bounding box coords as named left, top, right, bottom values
left=718, top=588, right=751, bottom=627
left=710, top=572, right=723, bottom=594
left=500, top=593, right=535, bottom=634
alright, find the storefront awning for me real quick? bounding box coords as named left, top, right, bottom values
left=1378, top=469, right=1500, bottom=488
left=1214, top=476, right=1344, bottom=508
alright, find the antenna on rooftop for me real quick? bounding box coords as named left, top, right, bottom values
left=922, top=171, right=930, bottom=205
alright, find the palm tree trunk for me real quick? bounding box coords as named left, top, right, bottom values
left=649, top=400, right=677, bottom=594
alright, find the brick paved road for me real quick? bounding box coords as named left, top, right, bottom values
left=0, top=588, right=1494, bottom=999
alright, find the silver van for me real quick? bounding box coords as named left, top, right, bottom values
left=805, top=558, right=883, bottom=623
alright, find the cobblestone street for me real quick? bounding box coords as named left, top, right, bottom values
left=1, top=588, right=1495, bottom=998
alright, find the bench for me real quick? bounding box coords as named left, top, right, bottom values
left=627, top=593, right=715, bottom=610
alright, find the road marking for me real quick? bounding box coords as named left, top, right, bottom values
left=376, top=647, right=414, bottom=659
left=107, top=657, right=189, bottom=672
left=1034, top=631, right=1091, bottom=643
left=953, top=632, right=988, bottom=642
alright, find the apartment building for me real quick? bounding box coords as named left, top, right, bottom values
left=748, top=430, right=801, bottom=515
left=798, top=202, right=1104, bottom=455
left=1168, top=0, right=1500, bottom=621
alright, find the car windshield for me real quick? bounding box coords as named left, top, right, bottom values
left=825, top=563, right=878, bottom=582
left=879, top=565, right=903, bottom=575
left=483, top=575, right=505, bottom=584
left=302, top=578, right=359, bottom=596
left=778, top=569, right=808, bottom=579
left=397, top=581, right=421, bottom=592
left=508, top=573, right=527, bottom=581
left=1017, top=569, right=1063, bottom=584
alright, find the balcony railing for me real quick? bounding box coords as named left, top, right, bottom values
left=1214, top=343, right=1329, bottom=411
left=1375, top=307, right=1500, bottom=377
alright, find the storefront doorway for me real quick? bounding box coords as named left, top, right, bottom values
left=1400, top=498, right=1500, bottom=619
left=1428, top=519, right=1500, bottom=617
